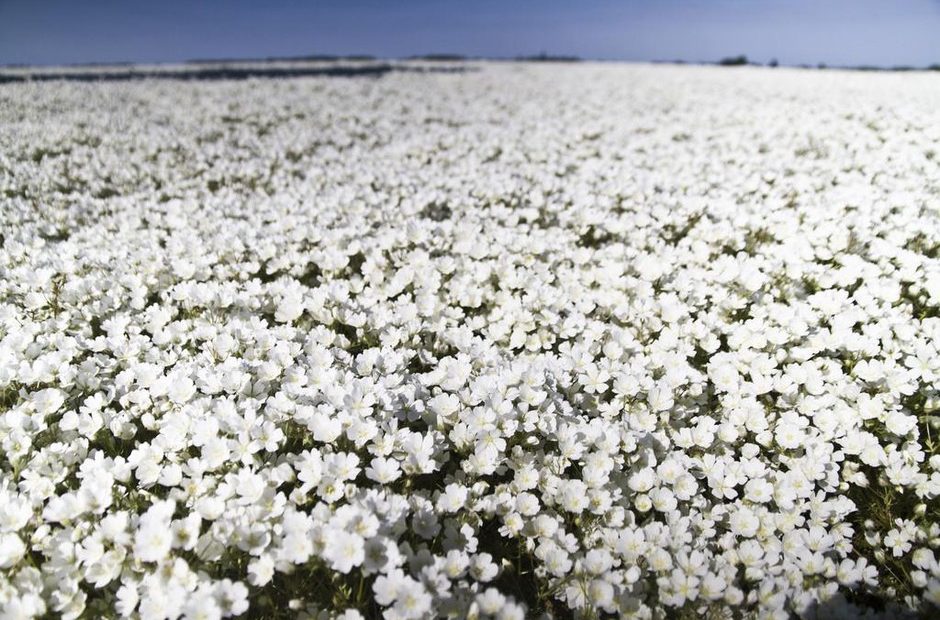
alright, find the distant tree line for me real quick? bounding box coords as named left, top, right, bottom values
left=715, top=54, right=940, bottom=71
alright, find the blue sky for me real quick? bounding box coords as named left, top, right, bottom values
left=1, top=0, right=939, bottom=67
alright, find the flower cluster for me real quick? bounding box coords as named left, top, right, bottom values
left=1, top=62, right=939, bottom=618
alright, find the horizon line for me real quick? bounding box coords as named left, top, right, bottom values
left=3, top=52, right=940, bottom=73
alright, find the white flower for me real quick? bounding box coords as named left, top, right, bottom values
left=744, top=478, right=773, bottom=504
left=475, top=588, right=506, bottom=615
left=0, top=533, right=26, bottom=568
left=365, top=457, right=402, bottom=484
left=628, top=468, right=656, bottom=493
left=167, top=375, right=196, bottom=405
left=885, top=410, right=916, bottom=436
left=248, top=556, right=275, bottom=586
left=133, top=523, right=173, bottom=564
left=729, top=507, right=760, bottom=538
left=275, top=293, right=304, bottom=323
left=774, top=422, right=805, bottom=450
left=133, top=500, right=175, bottom=563
left=709, top=361, right=740, bottom=393
left=648, top=384, right=674, bottom=412
left=32, top=387, right=65, bottom=417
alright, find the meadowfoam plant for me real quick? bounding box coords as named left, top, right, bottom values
left=0, top=62, right=939, bottom=619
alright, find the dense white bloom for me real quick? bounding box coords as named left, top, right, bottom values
left=1, top=61, right=938, bottom=619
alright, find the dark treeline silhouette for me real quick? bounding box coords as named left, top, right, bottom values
left=514, top=53, right=581, bottom=62
left=712, top=54, right=940, bottom=71
left=718, top=55, right=749, bottom=66
left=408, top=53, right=581, bottom=62
left=186, top=54, right=377, bottom=64
left=3, top=55, right=937, bottom=83
left=409, top=54, right=468, bottom=61
left=0, top=63, right=472, bottom=84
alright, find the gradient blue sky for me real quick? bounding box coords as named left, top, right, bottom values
left=1, top=0, right=939, bottom=67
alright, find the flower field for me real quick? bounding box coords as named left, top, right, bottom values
left=1, top=62, right=939, bottom=618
